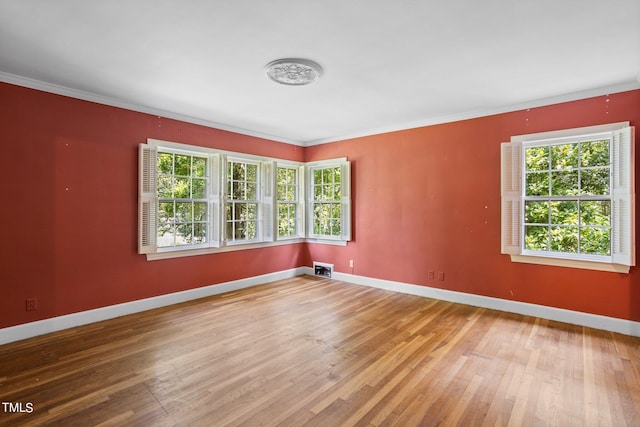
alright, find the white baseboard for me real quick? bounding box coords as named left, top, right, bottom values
left=304, top=267, right=640, bottom=337
left=3, top=267, right=638, bottom=346
left=0, top=267, right=307, bottom=345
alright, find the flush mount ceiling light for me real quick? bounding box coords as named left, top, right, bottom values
left=265, top=58, right=323, bottom=86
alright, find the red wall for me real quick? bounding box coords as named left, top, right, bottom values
left=1, top=82, right=639, bottom=330
left=0, top=83, right=306, bottom=329
left=305, top=89, right=640, bottom=322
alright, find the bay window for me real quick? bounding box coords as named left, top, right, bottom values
left=139, top=139, right=351, bottom=259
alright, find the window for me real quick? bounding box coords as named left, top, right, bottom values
left=139, top=139, right=351, bottom=259
left=226, top=159, right=260, bottom=243
left=276, top=165, right=303, bottom=238
left=308, top=160, right=351, bottom=241
left=501, top=122, right=635, bottom=272
left=156, top=151, right=209, bottom=248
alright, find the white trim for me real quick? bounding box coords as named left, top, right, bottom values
left=510, top=254, right=630, bottom=273
left=301, top=268, right=640, bottom=337
left=0, top=268, right=306, bottom=346
left=0, top=72, right=301, bottom=146
left=305, top=83, right=640, bottom=146
left=3, top=268, right=639, bottom=345
left=147, top=238, right=305, bottom=261
left=5, top=71, right=637, bottom=148
left=511, top=121, right=629, bottom=143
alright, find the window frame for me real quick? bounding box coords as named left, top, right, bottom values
left=275, top=162, right=306, bottom=240
left=225, top=157, right=262, bottom=245
left=306, top=158, right=351, bottom=243
left=501, top=122, right=635, bottom=272
left=139, top=139, right=351, bottom=260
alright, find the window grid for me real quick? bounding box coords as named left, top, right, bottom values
left=226, top=160, right=260, bottom=242
left=157, top=152, right=208, bottom=248
left=312, top=166, right=342, bottom=237
left=523, top=138, right=612, bottom=256
left=277, top=166, right=298, bottom=238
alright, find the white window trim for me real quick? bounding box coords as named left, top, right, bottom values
left=501, top=122, right=635, bottom=273
left=306, top=158, right=351, bottom=243
left=275, top=162, right=306, bottom=241
left=140, top=139, right=351, bottom=260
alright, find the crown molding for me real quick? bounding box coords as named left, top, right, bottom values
left=0, top=71, right=303, bottom=146
left=2, top=71, right=638, bottom=148
left=302, top=80, right=640, bottom=146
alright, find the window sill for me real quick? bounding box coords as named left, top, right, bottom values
left=145, top=237, right=347, bottom=261
left=510, top=254, right=631, bottom=273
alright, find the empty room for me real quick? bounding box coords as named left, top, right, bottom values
left=1, top=1, right=639, bottom=426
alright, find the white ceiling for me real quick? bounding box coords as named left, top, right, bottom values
left=1, top=0, right=639, bottom=146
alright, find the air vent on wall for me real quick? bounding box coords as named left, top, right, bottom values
left=313, top=261, right=333, bottom=278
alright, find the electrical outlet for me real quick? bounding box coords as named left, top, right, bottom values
left=428, top=271, right=435, bottom=280
left=437, top=271, right=445, bottom=281
left=26, top=298, right=38, bottom=311
left=349, top=259, right=354, bottom=268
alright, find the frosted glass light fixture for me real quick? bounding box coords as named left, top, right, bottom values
left=265, top=58, right=323, bottom=85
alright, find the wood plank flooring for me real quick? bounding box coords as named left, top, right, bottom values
left=1, top=275, right=639, bottom=426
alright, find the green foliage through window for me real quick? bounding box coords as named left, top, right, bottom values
left=226, top=161, right=259, bottom=241
left=157, top=152, right=208, bottom=248
left=276, top=167, right=298, bottom=238
left=312, top=166, right=342, bottom=237
left=523, top=139, right=611, bottom=256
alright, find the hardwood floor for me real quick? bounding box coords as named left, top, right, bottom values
left=1, top=275, right=639, bottom=426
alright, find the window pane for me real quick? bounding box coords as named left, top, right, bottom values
left=193, top=223, right=207, bottom=244
left=157, top=224, right=175, bottom=248
left=159, top=202, right=174, bottom=222
left=550, top=201, right=578, bottom=225
left=192, top=157, right=206, bottom=177
left=551, top=171, right=579, bottom=196
left=314, top=169, right=322, bottom=185
left=581, top=140, right=609, bottom=167
left=158, top=153, right=174, bottom=174
left=193, top=202, right=207, bottom=222
left=246, top=164, right=257, bottom=182
left=287, top=168, right=296, bottom=184
left=525, top=146, right=549, bottom=171
left=277, top=167, right=287, bottom=184
left=286, top=185, right=296, bottom=201
left=192, top=178, right=206, bottom=199
left=175, top=155, right=191, bottom=176
left=247, top=183, right=257, bottom=200
left=158, top=176, right=173, bottom=198
left=550, top=226, right=578, bottom=253
left=334, top=167, right=341, bottom=184
left=525, top=201, right=548, bottom=224
left=247, top=221, right=257, bottom=239
left=551, top=144, right=578, bottom=169
left=581, top=168, right=609, bottom=195
left=174, top=177, right=191, bottom=198
left=323, top=168, right=333, bottom=183
left=331, top=219, right=341, bottom=236
left=525, top=225, right=549, bottom=251
left=176, top=223, right=193, bottom=245
left=581, top=227, right=610, bottom=255
left=526, top=172, right=549, bottom=196
left=331, top=204, right=341, bottom=220
left=276, top=184, right=286, bottom=201
left=581, top=201, right=610, bottom=227
left=231, top=182, right=245, bottom=200
left=175, top=202, right=192, bottom=222
left=323, top=184, right=333, bottom=200
left=247, top=203, right=257, bottom=220
left=232, top=163, right=244, bottom=180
